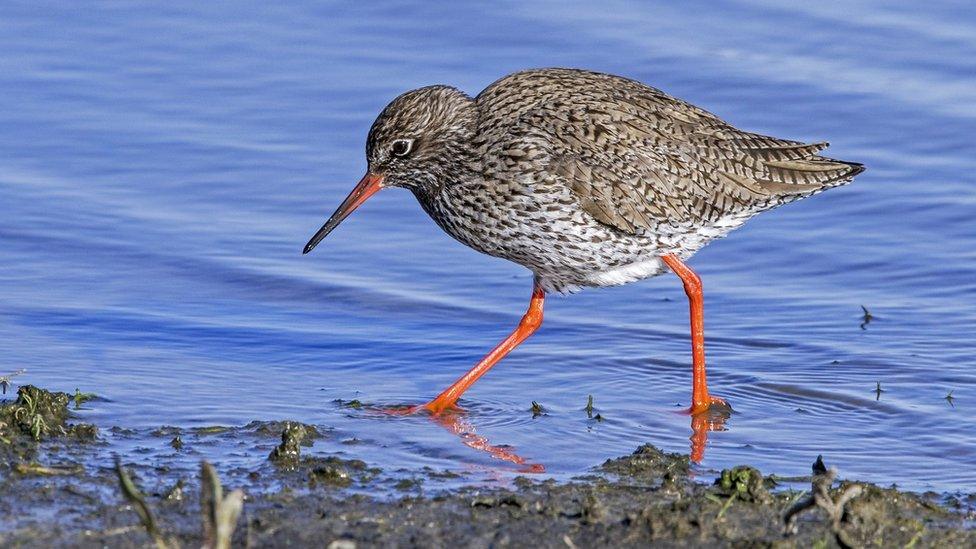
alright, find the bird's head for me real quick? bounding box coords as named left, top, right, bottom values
left=303, top=85, right=476, bottom=254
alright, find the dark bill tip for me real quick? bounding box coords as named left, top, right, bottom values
left=302, top=173, right=383, bottom=254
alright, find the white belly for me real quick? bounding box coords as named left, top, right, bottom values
left=586, top=257, right=668, bottom=287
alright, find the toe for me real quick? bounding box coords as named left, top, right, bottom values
left=688, top=395, right=731, bottom=415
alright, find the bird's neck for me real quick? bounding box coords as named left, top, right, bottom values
left=409, top=167, right=480, bottom=233
left=409, top=169, right=471, bottom=212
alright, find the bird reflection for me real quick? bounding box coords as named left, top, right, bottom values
left=689, top=404, right=732, bottom=463
left=374, top=404, right=544, bottom=473
left=373, top=400, right=728, bottom=470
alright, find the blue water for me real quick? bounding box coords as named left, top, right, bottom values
left=2, top=1, right=975, bottom=492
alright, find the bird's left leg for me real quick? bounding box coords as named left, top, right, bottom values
left=661, top=254, right=728, bottom=415
left=423, top=279, right=546, bottom=414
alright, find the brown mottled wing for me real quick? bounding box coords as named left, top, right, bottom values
left=488, top=71, right=864, bottom=234
left=550, top=106, right=863, bottom=234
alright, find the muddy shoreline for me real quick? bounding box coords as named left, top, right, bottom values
left=1, top=385, right=973, bottom=547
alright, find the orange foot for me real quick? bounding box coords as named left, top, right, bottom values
left=370, top=400, right=456, bottom=416
left=687, top=395, right=731, bottom=416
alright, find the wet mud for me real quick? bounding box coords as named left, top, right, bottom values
left=1, top=386, right=973, bottom=547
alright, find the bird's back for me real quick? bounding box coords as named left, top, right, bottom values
left=473, top=68, right=864, bottom=235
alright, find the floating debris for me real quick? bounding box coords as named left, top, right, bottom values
left=0, top=369, right=26, bottom=395
left=14, top=462, right=84, bottom=476
left=584, top=394, right=594, bottom=418
left=192, top=426, right=231, bottom=435
left=860, top=305, right=873, bottom=330
left=530, top=401, right=545, bottom=417
left=337, top=399, right=364, bottom=409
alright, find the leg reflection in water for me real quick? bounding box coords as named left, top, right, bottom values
left=429, top=409, right=545, bottom=473
left=375, top=404, right=544, bottom=474
left=375, top=399, right=728, bottom=470
left=689, top=404, right=732, bottom=463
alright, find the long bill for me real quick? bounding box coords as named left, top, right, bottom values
left=303, top=173, right=384, bottom=254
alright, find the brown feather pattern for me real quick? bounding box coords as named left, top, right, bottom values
left=361, top=68, right=864, bottom=293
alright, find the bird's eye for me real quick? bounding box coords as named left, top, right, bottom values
left=391, top=139, right=413, bottom=157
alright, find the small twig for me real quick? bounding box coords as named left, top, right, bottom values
left=95, top=525, right=142, bottom=537
left=114, top=458, right=169, bottom=549
left=783, top=455, right=863, bottom=549
left=63, top=484, right=99, bottom=503
left=785, top=488, right=808, bottom=509
left=15, top=462, right=83, bottom=476
left=716, top=493, right=736, bottom=519
left=201, top=461, right=244, bottom=549
left=904, top=527, right=925, bottom=548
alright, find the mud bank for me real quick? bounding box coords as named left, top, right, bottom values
left=1, top=386, right=973, bottom=547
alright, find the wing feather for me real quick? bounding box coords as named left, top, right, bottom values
left=477, top=69, right=864, bottom=235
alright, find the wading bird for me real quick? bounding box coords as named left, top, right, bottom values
left=304, top=68, right=863, bottom=418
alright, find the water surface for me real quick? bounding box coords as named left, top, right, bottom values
left=2, top=1, right=975, bottom=492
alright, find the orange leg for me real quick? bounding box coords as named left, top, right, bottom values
left=423, top=280, right=546, bottom=414
left=661, top=254, right=727, bottom=415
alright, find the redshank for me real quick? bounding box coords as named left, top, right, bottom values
left=304, top=68, right=864, bottom=417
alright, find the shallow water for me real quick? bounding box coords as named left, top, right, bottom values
left=1, top=1, right=975, bottom=493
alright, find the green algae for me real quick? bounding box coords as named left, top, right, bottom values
left=715, top=465, right=771, bottom=504
left=0, top=385, right=97, bottom=444
left=73, top=388, right=97, bottom=410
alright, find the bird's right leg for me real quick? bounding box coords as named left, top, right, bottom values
left=422, top=279, right=546, bottom=414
